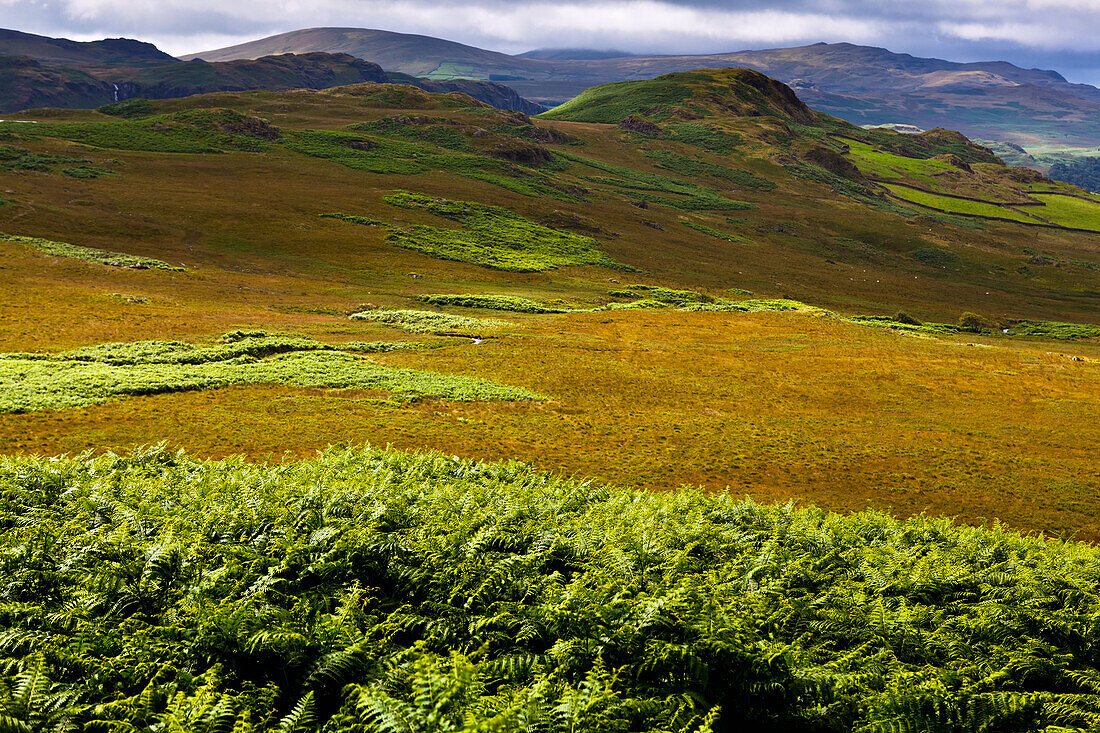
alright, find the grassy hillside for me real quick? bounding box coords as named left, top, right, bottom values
left=0, top=72, right=1097, bottom=543
left=6, top=446, right=1100, bottom=732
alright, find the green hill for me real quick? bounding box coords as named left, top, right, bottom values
left=541, top=68, right=816, bottom=125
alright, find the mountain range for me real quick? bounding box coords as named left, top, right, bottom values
left=189, top=28, right=1100, bottom=147
left=0, top=28, right=545, bottom=115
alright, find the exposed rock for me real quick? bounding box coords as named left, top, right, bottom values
left=484, top=141, right=553, bottom=166
left=800, top=144, right=864, bottom=179
left=619, top=115, right=662, bottom=135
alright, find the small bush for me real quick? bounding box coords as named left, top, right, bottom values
left=912, top=247, right=959, bottom=267
left=893, top=311, right=923, bottom=326
left=958, top=312, right=990, bottom=332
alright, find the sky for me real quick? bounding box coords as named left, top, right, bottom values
left=4, top=0, right=1100, bottom=85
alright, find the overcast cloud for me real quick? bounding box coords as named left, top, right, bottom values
left=4, top=0, right=1100, bottom=85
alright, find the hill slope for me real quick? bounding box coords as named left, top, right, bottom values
left=0, top=27, right=174, bottom=67
left=0, top=67, right=1097, bottom=539
left=187, top=29, right=1100, bottom=145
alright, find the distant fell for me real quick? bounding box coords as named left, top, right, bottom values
left=0, top=30, right=542, bottom=116
left=181, top=27, right=532, bottom=80
left=517, top=48, right=637, bottom=60
left=186, top=29, right=1100, bottom=145
left=0, top=51, right=390, bottom=113
left=0, top=28, right=174, bottom=67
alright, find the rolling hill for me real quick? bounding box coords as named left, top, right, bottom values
left=189, top=28, right=1100, bottom=146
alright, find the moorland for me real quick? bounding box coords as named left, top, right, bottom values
left=1, top=61, right=1099, bottom=731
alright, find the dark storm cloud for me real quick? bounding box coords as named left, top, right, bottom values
left=1, top=0, right=1098, bottom=84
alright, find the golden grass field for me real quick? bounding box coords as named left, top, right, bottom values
left=1, top=85, right=1098, bottom=539
left=2, top=305, right=1097, bottom=538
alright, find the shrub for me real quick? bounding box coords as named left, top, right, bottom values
left=912, top=247, right=959, bottom=267
left=958, top=311, right=990, bottom=332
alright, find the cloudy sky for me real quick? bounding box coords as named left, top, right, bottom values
left=5, top=0, right=1100, bottom=85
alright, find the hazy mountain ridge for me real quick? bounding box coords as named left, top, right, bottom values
left=0, top=29, right=545, bottom=114
left=0, top=27, right=175, bottom=67
left=190, top=29, right=1100, bottom=145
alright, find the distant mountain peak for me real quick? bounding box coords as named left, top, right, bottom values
left=516, top=48, right=637, bottom=61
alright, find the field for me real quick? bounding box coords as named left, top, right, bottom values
left=1030, top=193, right=1100, bottom=230
left=841, top=137, right=956, bottom=184
left=2, top=72, right=1100, bottom=731
left=879, top=184, right=1042, bottom=223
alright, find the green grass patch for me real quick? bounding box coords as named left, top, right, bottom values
left=60, top=165, right=113, bottom=179
left=0, top=334, right=538, bottom=411
left=376, top=191, right=630, bottom=272
left=882, top=184, right=1040, bottom=223
left=682, top=221, right=752, bottom=243
left=416, top=293, right=572, bottom=313
left=1007, top=320, right=1100, bottom=340
left=1028, top=194, right=1100, bottom=231
left=911, top=246, right=960, bottom=267
left=846, top=315, right=960, bottom=335
left=665, top=122, right=741, bottom=154
left=0, top=233, right=182, bottom=270
left=97, top=98, right=156, bottom=119
left=646, top=150, right=775, bottom=190
left=608, top=284, right=716, bottom=306
left=349, top=308, right=505, bottom=335
left=286, top=130, right=571, bottom=199
left=8, top=446, right=1100, bottom=731
left=348, top=116, right=474, bottom=152
left=841, top=137, right=956, bottom=183
left=0, top=144, right=88, bottom=173
left=283, top=130, right=430, bottom=175
left=688, top=298, right=808, bottom=313
left=319, top=212, right=387, bottom=226
left=539, top=76, right=694, bottom=123
left=17, top=109, right=278, bottom=153
left=559, top=151, right=756, bottom=212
